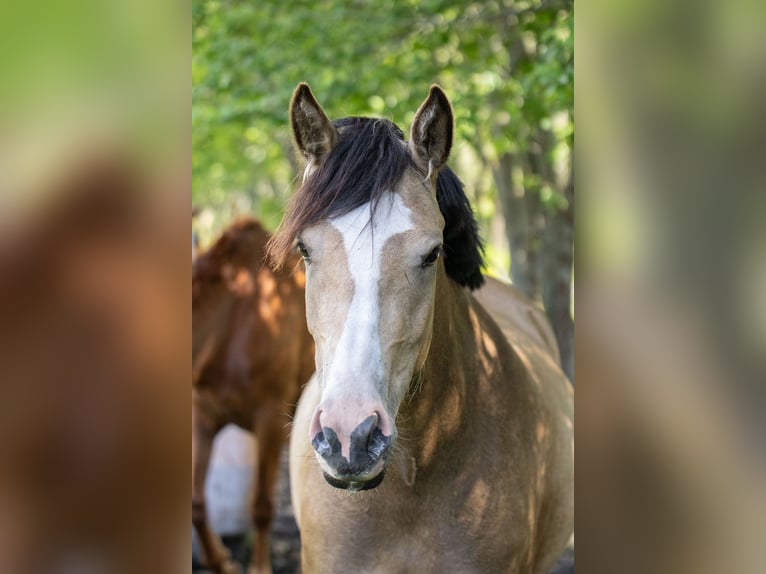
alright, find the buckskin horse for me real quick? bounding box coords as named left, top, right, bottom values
left=267, top=84, right=573, bottom=573
left=192, top=218, right=314, bottom=574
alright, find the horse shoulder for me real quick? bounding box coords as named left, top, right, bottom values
left=470, top=278, right=574, bottom=572
left=473, top=276, right=561, bottom=365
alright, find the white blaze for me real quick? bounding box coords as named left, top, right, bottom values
left=322, top=192, right=413, bottom=409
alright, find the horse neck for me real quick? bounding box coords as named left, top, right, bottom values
left=397, top=269, right=483, bottom=460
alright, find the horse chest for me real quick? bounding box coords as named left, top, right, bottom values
left=300, top=476, right=521, bottom=574
left=302, top=511, right=513, bottom=574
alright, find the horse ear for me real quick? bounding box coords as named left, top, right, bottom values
left=290, top=83, right=338, bottom=165
left=409, top=85, right=454, bottom=177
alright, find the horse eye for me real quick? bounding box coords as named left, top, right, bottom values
left=296, top=241, right=311, bottom=262
left=421, top=246, right=442, bottom=268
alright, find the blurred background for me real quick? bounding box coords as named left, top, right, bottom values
left=0, top=0, right=189, bottom=572
left=577, top=0, right=766, bottom=572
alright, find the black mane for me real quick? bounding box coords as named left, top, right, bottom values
left=273, top=116, right=484, bottom=289
left=436, top=168, right=485, bottom=289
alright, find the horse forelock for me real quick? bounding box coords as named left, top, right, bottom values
left=268, top=116, right=484, bottom=290
left=268, top=117, right=411, bottom=267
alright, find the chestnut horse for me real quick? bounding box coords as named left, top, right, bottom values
left=268, top=84, right=573, bottom=573
left=192, top=219, right=314, bottom=574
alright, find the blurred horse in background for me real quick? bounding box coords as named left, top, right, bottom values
left=192, top=219, right=314, bottom=574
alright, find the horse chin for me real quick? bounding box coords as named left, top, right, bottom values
left=322, top=470, right=386, bottom=491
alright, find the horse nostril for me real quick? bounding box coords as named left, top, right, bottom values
left=350, top=414, right=390, bottom=465
left=367, top=429, right=390, bottom=459
left=352, top=415, right=378, bottom=445
left=312, top=426, right=340, bottom=460
left=312, top=431, right=330, bottom=457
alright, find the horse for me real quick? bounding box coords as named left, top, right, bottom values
left=192, top=218, right=314, bottom=574
left=266, top=84, right=574, bottom=573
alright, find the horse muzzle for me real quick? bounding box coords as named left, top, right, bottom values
left=311, top=414, right=392, bottom=490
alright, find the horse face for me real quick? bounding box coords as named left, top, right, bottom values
left=288, top=85, right=454, bottom=490
left=299, top=180, right=444, bottom=489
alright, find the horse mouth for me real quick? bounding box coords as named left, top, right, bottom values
left=311, top=419, right=393, bottom=491
left=322, top=470, right=386, bottom=491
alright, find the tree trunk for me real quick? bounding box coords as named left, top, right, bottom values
left=493, top=152, right=537, bottom=299
left=522, top=151, right=545, bottom=303
left=542, top=162, right=574, bottom=382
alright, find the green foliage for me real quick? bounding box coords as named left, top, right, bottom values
left=192, top=0, right=573, bottom=260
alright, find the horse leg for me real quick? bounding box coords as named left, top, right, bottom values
left=248, top=407, right=285, bottom=574
left=192, top=414, right=238, bottom=574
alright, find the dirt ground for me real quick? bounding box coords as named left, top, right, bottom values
left=195, top=446, right=573, bottom=574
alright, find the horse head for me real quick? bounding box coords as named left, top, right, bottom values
left=269, top=83, right=482, bottom=491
